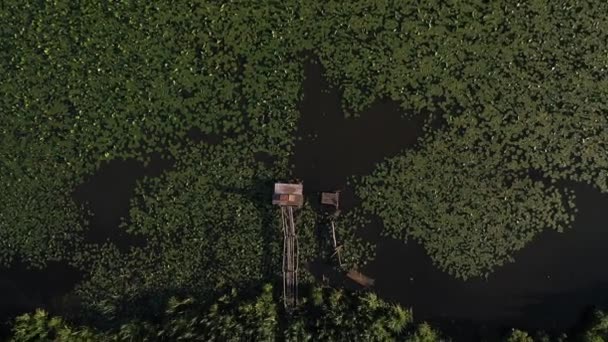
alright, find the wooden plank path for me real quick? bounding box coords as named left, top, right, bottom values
left=322, top=191, right=343, bottom=266
left=321, top=190, right=374, bottom=286
left=274, top=183, right=303, bottom=308
left=281, top=206, right=298, bottom=307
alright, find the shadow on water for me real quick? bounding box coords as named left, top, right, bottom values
left=0, top=153, right=176, bottom=337
left=72, top=153, right=173, bottom=248
left=293, top=59, right=425, bottom=210
left=293, top=58, right=425, bottom=292
left=293, top=59, right=608, bottom=340
left=0, top=262, right=81, bottom=337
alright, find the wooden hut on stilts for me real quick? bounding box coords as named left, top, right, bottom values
left=321, top=190, right=375, bottom=288
left=321, top=191, right=343, bottom=266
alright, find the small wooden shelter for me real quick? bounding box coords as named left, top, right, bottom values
left=321, top=191, right=340, bottom=209
left=272, top=183, right=304, bottom=207
left=320, top=191, right=343, bottom=266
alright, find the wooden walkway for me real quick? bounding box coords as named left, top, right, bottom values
left=322, top=191, right=343, bottom=266
left=281, top=206, right=298, bottom=307
left=274, top=182, right=303, bottom=308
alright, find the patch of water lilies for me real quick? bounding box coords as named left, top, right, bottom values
left=1, top=0, right=607, bottom=312
left=342, top=0, right=608, bottom=278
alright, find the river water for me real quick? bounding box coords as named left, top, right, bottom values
left=0, top=154, right=172, bottom=336
left=293, top=60, right=608, bottom=340
left=2, top=60, right=607, bottom=340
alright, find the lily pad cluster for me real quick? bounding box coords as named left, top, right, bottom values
left=0, top=1, right=305, bottom=268
left=1, top=0, right=607, bottom=306
left=345, top=1, right=608, bottom=278
left=74, top=141, right=282, bottom=317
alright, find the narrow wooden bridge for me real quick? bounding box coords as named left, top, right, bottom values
left=280, top=205, right=298, bottom=307
left=321, top=190, right=375, bottom=287
left=273, top=183, right=303, bottom=308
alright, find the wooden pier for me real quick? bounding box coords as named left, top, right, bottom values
left=281, top=206, right=298, bottom=307
left=273, top=183, right=303, bottom=308
left=320, top=191, right=374, bottom=287
left=321, top=191, right=343, bottom=266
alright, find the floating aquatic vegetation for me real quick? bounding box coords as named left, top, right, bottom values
left=312, top=0, right=608, bottom=279
left=0, top=1, right=304, bottom=269
left=334, top=209, right=376, bottom=270
left=1, top=0, right=607, bottom=298
left=74, top=141, right=328, bottom=317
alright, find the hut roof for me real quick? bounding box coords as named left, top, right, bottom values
left=321, top=192, right=340, bottom=207
left=272, top=183, right=304, bottom=207
left=274, top=183, right=303, bottom=195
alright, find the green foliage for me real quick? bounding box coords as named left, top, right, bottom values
left=315, top=0, right=608, bottom=125
left=1, top=0, right=607, bottom=330
left=296, top=288, right=413, bottom=341
left=495, top=327, right=568, bottom=342
left=581, top=311, right=608, bottom=342
left=149, top=285, right=280, bottom=341
left=294, top=203, right=328, bottom=282
left=0, top=0, right=304, bottom=269
left=405, top=322, right=442, bottom=342
left=73, top=141, right=306, bottom=319
left=19, top=304, right=608, bottom=342
left=195, top=284, right=278, bottom=341
left=10, top=285, right=416, bottom=342
left=335, top=209, right=376, bottom=270
left=356, top=119, right=578, bottom=278
left=506, top=329, right=535, bottom=342
left=11, top=309, right=101, bottom=342
left=0, top=134, right=85, bottom=267
left=343, top=1, right=608, bottom=279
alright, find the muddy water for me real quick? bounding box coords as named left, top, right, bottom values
left=293, top=60, right=608, bottom=340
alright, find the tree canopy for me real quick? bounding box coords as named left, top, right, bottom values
left=10, top=285, right=438, bottom=342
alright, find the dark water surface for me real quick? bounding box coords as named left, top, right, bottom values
left=2, top=59, right=607, bottom=340
left=73, top=154, right=173, bottom=246
left=0, top=262, right=81, bottom=335
left=0, top=154, right=173, bottom=334
left=294, top=61, right=608, bottom=340
left=293, top=60, right=425, bottom=208
left=365, top=184, right=608, bottom=340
